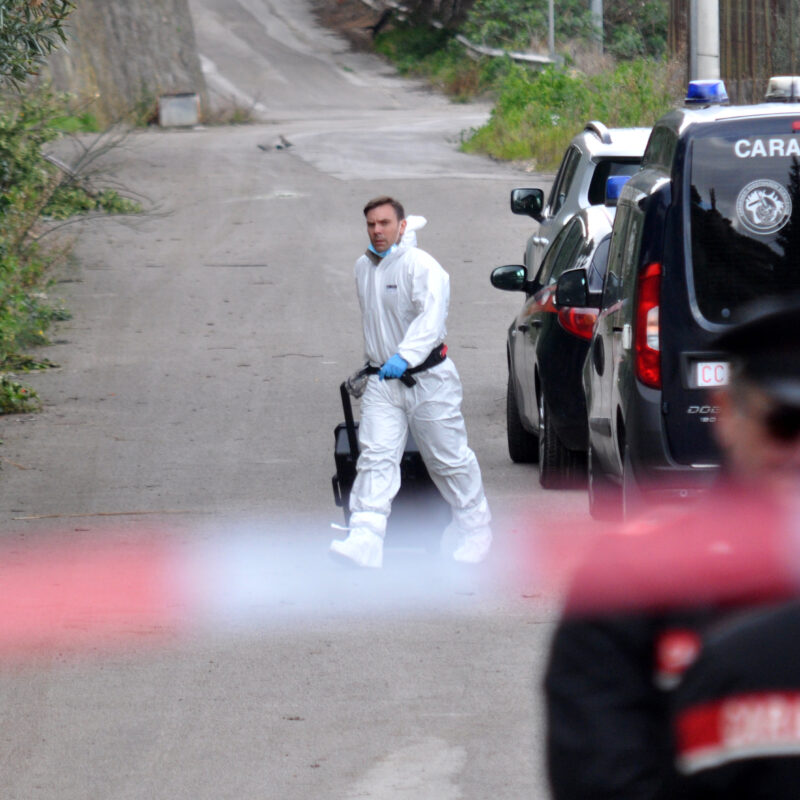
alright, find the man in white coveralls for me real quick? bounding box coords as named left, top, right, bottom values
left=330, top=196, right=492, bottom=568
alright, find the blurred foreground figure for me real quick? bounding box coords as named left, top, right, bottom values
left=670, top=297, right=800, bottom=798
left=544, top=294, right=800, bottom=800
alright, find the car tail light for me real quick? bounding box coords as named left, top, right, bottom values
left=635, top=262, right=661, bottom=388
left=557, top=307, right=598, bottom=340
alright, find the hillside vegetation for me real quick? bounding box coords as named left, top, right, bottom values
left=372, top=0, right=682, bottom=169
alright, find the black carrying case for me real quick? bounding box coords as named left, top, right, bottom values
left=331, top=382, right=449, bottom=548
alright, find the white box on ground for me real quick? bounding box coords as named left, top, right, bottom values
left=158, top=93, right=200, bottom=127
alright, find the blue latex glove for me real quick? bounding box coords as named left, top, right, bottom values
left=378, top=354, right=408, bottom=381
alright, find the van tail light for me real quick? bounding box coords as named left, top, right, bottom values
left=557, top=307, right=598, bottom=340
left=635, top=262, right=661, bottom=389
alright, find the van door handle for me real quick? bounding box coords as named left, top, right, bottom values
left=592, top=337, right=605, bottom=375
left=517, top=324, right=529, bottom=332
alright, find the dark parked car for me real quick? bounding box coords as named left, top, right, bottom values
left=492, top=178, right=629, bottom=488
left=584, top=84, right=800, bottom=518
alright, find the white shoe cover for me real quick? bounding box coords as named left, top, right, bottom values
left=452, top=530, right=492, bottom=564
left=329, top=529, right=384, bottom=568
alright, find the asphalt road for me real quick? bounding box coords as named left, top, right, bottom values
left=0, top=2, right=589, bottom=797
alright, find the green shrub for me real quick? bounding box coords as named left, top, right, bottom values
left=0, top=87, right=140, bottom=412
left=0, top=1, right=75, bottom=89
left=375, top=25, right=504, bottom=101
left=374, top=24, right=453, bottom=72
left=463, top=60, right=680, bottom=169
left=45, top=186, right=141, bottom=219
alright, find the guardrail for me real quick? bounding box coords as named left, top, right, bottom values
left=355, top=0, right=556, bottom=65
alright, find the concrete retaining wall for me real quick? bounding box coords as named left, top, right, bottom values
left=46, top=0, right=207, bottom=126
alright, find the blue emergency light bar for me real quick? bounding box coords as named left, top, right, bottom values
left=605, top=175, right=631, bottom=206
left=685, top=79, right=729, bottom=106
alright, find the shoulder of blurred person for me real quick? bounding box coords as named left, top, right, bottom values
left=671, top=600, right=800, bottom=799
left=545, top=608, right=716, bottom=800
left=561, top=484, right=796, bottom=620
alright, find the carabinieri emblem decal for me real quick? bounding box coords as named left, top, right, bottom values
left=736, top=179, right=792, bottom=236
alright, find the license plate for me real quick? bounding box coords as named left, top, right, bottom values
left=695, top=361, right=729, bottom=387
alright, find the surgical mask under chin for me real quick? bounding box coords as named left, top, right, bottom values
left=369, top=242, right=398, bottom=258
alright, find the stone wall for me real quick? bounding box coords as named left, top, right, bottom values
left=46, top=0, right=207, bottom=126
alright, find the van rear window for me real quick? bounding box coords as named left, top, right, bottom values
left=689, top=126, right=800, bottom=323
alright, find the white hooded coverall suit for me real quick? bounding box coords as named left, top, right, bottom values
left=347, top=223, right=492, bottom=548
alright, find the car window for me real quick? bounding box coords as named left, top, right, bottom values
left=621, top=213, right=642, bottom=290
left=535, top=220, right=570, bottom=286
left=602, top=207, right=632, bottom=308
left=548, top=219, right=585, bottom=283
left=548, top=147, right=581, bottom=215
left=587, top=159, right=642, bottom=205
left=642, top=126, right=677, bottom=171
left=586, top=235, right=611, bottom=292
left=688, top=122, right=800, bottom=323
left=537, top=218, right=581, bottom=286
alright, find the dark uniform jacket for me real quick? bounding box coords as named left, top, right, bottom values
left=545, top=611, right=711, bottom=800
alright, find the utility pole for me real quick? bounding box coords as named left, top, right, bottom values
left=591, top=0, right=603, bottom=52
left=689, top=0, right=721, bottom=79
left=548, top=0, right=555, bottom=61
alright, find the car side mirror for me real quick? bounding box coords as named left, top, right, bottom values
left=555, top=268, right=593, bottom=308
left=491, top=264, right=529, bottom=292
left=510, top=188, right=544, bottom=221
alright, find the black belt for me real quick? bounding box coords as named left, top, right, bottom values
left=364, top=344, right=448, bottom=387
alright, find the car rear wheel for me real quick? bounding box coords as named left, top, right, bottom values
left=588, top=443, right=622, bottom=520
left=507, top=373, right=538, bottom=463
left=538, top=393, right=582, bottom=489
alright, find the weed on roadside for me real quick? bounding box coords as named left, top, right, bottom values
left=204, top=99, right=258, bottom=126
left=0, top=374, right=40, bottom=413
left=0, top=87, right=141, bottom=413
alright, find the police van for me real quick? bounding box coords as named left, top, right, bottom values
left=582, top=81, right=800, bottom=518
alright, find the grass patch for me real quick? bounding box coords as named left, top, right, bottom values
left=463, top=59, right=682, bottom=169
left=49, top=111, right=101, bottom=133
